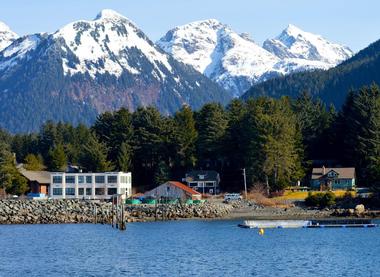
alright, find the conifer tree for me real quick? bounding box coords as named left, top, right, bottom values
left=24, top=154, right=44, bottom=171
left=47, top=144, right=67, bottom=171
left=117, top=142, right=132, bottom=172
left=0, top=143, right=28, bottom=195
left=173, top=105, right=198, bottom=169
left=195, top=103, right=228, bottom=169
left=79, top=133, right=113, bottom=172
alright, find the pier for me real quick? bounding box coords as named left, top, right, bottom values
left=238, top=219, right=378, bottom=229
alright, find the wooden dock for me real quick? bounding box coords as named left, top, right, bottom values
left=238, top=219, right=378, bottom=229
left=307, top=219, right=377, bottom=228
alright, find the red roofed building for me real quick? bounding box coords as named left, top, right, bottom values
left=144, top=181, right=201, bottom=201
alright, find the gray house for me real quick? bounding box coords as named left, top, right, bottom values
left=183, top=170, right=220, bottom=194
left=311, top=167, right=356, bottom=190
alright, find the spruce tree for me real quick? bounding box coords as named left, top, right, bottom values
left=117, top=142, right=132, bottom=172
left=47, top=144, right=67, bottom=171
left=0, top=143, right=28, bottom=195
left=24, top=154, right=44, bottom=171
left=79, top=133, right=114, bottom=172
left=195, top=103, right=228, bottom=169
left=173, top=105, right=198, bottom=169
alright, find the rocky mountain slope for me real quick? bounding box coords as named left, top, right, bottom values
left=157, top=21, right=353, bottom=97
left=0, top=10, right=229, bottom=133
left=263, top=24, right=353, bottom=66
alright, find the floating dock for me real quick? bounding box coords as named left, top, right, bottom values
left=238, top=219, right=377, bottom=229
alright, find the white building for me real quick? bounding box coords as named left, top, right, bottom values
left=50, top=172, right=132, bottom=200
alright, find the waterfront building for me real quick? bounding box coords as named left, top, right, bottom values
left=144, top=181, right=201, bottom=201
left=18, top=165, right=51, bottom=197
left=50, top=172, right=132, bottom=200
left=311, top=167, right=356, bottom=190
left=183, top=170, right=220, bottom=194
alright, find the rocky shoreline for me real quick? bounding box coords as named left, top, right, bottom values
left=0, top=199, right=378, bottom=225
left=0, top=199, right=233, bottom=225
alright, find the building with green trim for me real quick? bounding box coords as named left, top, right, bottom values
left=311, top=167, right=356, bottom=190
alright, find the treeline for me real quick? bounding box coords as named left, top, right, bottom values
left=2, top=85, right=380, bottom=195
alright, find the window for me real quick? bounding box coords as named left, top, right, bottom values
left=198, top=175, right=205, bottom=180
left=78, top=176, right=85, bottom=184
left=78, top=188, right=84, bottom=195
left=86, top=188, right=92, bottom=196
left=95, top=188, right=105, bottom=195
left=65, top=176, right=75, bottom=184
left=65, top=188, right=75, bottom=195
left=86, top=176, right=92, bottom=183
left=95, top=176, right=105, bottom=184
left=167, top=186, right=170, bottom=192
left=107, top=188, right=117, bottom=195
left=53, top=188, right=62, bottom=195
left=189, top=182, right=197, bottom=187
left=205, top=182, right=214, bottom=187
left=53, top=176, right=62, bottom=184
left=107, top=176, right=117, bottom=183
left=120, top=176, right=130, bottom=184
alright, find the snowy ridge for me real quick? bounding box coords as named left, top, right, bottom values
left=158, top=21, right=354, bottom=96
left=0, top=21, right=18, bottom=51
left=53, top=9, right=173, bottom=79
left=157, top=19, right=280, bottom=97
left=0, top=34, right=43, bottom=71
left=264, top=24, right=353, bottom=65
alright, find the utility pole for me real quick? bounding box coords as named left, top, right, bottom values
left=242, top=168, right=247, bottom=200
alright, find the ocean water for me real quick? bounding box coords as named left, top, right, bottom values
left=0, top=220, right=379, bottom=277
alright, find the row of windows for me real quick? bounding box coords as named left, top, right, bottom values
left=53, top=188, right=119, bottom=196
left=189, top=182, right=215, bottom=187
left=52, top=175, right=128, bottom=184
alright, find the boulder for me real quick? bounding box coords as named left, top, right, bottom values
left=355, top=204, right=365, bottom=214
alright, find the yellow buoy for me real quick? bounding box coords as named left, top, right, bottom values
left=259, top=228, right=265, bottom=235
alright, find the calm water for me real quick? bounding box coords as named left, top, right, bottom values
left=0, top=220, right=379, bottom=277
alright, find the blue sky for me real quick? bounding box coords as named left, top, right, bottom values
left=0, top=0, right=379, bottom=52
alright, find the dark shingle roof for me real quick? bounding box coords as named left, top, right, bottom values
left=185, top=170, right=219, bottom=182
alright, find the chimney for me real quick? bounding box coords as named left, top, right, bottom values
left=322, top=166, right=326, bottom=175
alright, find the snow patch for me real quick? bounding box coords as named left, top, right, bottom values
left=54, top=9, right=173, bottom=79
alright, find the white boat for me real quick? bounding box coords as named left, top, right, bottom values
left=239, top=220, right=311, bottom=229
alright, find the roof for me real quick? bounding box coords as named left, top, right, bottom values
left=18, top=167, right=51, bottom=184
left=185, top=170, right=219, bottom=182
left=167, top=181, right=201, bottom=195
left=311, top=167, right=355, bottom=180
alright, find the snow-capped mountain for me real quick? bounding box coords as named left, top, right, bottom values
left=0, top=21, right=18, bottom=51
left=158, top=21, right=353, bottom=97
left=157, top=19, right=280, bottom=97
left=0, top=10, right=229, bottom=133
left=263, top=24, right=353, bottom=65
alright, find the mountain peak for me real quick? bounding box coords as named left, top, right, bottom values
left=0, top=21, right=18, bottom=51
left=0, top=21, right=12, bottom=33
left=95, top=9, right=126, bottom=20
left=157, top=19, right=279, bottom=97
left=264, top=24, right=353, bottom=64
left=284, top=24, right=303, bottom=34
